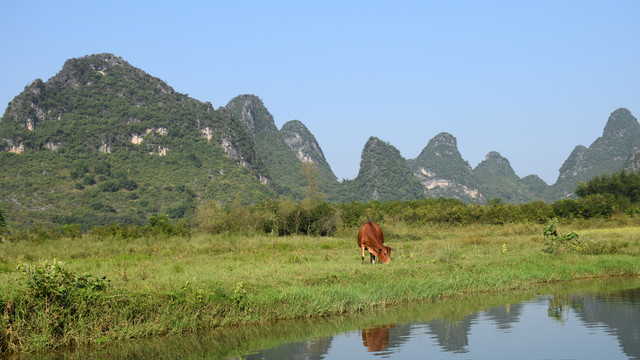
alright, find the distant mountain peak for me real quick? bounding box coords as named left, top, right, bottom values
left=364, top=136, right=383, bottom=145
left=415, top=132, right=463, bottom=160
left=476, top=151, right=516, bottom=177
left=348, top=136, right=423, bottom=201
left=281, top=120, right=325, bottom=163
left=48, top=53, right=159, bottom=92
left=225, top=94, right=276, bottom=135
left=280, top=119, right=337, bottom=183
left=484, top=151, right=507, bottom=163
left=409, top=132, right=480, bottom=201
left=431, top=132, right=457, bottom=147
left=552, top=108, right=640, bottom=197
left=602, top=107, right=639, bottom=139
left=77, top=53, right=127, bottom=67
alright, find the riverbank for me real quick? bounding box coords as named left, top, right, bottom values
left=2, top=220, right=640, bottom=354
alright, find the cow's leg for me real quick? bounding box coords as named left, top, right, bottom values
left=361, top=245, right=366, bottom=264
left=370, top=252, right=375, bottom=264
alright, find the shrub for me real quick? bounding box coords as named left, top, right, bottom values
left=341, top=202, right=364, bottom=228
left=196, top=200, right=231, bottom=234
left=577, top=194, right=615, bottom=218
left=542, top=219, right=580, bottom=254
left=299, top=201, right=341, bottom=236
left=144, top=214, right=187, bottom=236
left=18, top=260, right=108, bottom=304
left=552, top=199, right=581, bottom=219
left=60, top=223, right=83, bottom=239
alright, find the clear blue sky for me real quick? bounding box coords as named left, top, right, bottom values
left=2, top=1, right=639, bottom=184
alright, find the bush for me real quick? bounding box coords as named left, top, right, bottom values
left=578, top=194, right=615, bottom=218
left=60, top=223, right=82, bottom=239
left=341, top=202, right=364, bottom=228
left=552, top=199, right=581, bottom=219
left=18, top=260, right=108, bottom=304
left=195, top=199, right=341, bottom=236
left=144, top=214, right=188, bottom=237
left=98, top=181, right=120, bottom=192
left=196, top=200, right=231, bottom=234
left=542, top=219, right=581, bottom=254
left=299, top=201, right=341, bottom=236
left=1, top=260, right=109, bottom=353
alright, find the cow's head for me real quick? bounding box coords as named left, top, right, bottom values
left=377, top=246, right=391, bottom=264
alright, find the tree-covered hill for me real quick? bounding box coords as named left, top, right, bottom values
left=549, top=108, right=640, bottom=198
left=340, top=137, right=424, bottom=202
left=409, top=132, right=483, bottom=202
left=0, top=54, right=275, bottom=228
left=473, top=151, right=539, bottom=203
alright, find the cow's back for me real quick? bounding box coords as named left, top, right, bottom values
left=357, top=221, right=383, bottom=246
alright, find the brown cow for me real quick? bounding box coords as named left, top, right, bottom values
left=357, top=222, right=391, bottom=264
left=364, top=222, right=392, bottom=263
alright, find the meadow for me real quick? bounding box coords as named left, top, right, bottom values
left=1, top=217, right=640, bottom=354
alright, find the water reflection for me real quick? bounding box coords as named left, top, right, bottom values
left=19, top=278, right=640, bottom=359
left=549, top=287, right=640, bottom=359
left=361, top=324, right=394, bottom=353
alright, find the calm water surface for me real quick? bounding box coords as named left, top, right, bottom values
left=242, top=279, right=640, bottom=360
left=245, top=290, right=640, bottom=359
left=30, top=278, right=640, bottom=359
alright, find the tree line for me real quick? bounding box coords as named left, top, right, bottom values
left=1, top=169, right=639, bottom=241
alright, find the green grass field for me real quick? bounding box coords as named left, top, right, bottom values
left=2, top=220, right=640, bottom=354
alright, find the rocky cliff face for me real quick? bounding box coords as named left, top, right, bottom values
left=224, top=95, right=343, bottom=199
left=280, top=120, right=338, bottom=185
left=410, top=132, right=482, bottom=202
left=281, top=120, right=323, bottom=164
left=624, top=150, right=640, bottom=173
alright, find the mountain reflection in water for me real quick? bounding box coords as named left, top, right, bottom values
left=25, top=278, right=640, bottom=360
left=243, top=283, right=640, bottom=360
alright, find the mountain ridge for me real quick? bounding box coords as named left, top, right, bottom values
left=1, top=53, right=638, bottom=227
